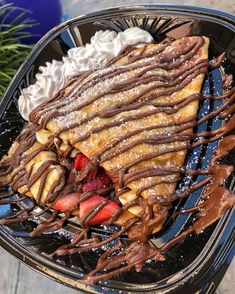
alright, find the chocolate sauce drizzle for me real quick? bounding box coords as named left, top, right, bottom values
left=0, top=36, right=235, bottom=284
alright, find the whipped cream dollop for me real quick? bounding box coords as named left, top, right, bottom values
left=18, top=27, right=153, bottom=120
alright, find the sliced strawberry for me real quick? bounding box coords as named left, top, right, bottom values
left=90, top=201, right=119, bottom=225
left=79, top=194, right=120, bottom=225
left=74, top=154, right=90, bottom=170
left=53, top=192, right=80, bottom=211
left=82, top=171, right=112, bottom=193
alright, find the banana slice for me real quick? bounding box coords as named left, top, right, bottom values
left=29, top=161, right=64, bottom=203
left=36, top=129, right=53, bottom=145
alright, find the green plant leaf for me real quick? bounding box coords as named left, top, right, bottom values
left=0, top=0, right=35, bottom=99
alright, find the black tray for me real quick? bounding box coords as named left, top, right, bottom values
left=0, top=5, right=235, bottom=294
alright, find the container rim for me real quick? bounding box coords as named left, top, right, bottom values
left=0, top=4, right=234, bottom=293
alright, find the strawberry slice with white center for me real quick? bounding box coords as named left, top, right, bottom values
left=79, top=194, right=120, bottom=225
left=53, top=192, right=81, bottom=211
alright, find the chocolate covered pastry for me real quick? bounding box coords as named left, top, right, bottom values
left=0, top=29, right=235, bottom=284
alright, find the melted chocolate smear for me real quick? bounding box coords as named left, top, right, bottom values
left=85, top=241, right=165, bottom=284
left=30, top=211, right=70, bottom=237
left=0, top=124, right=37, bottom=181
left=0, top=191, right=15, bottom=199
left=52, top=218, right=138, bottom=256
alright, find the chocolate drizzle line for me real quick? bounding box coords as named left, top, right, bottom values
left=0, top=124, right=37, bottom=183
left=31, top=37, right=203, bottom=127
left=30, top=211, right=70, bottom=237
left=54, top=62, right=207, bottom=139
left=0, top=191, right=15, bottom=199
left=209, top=52, right=225, bottom=69
left=30, top=37, right=205, bottom=130
left=51, top=217, right=138, bottom=256
left=0, top=36, right=235, bottom=284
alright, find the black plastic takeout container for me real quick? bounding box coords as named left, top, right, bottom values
left=0, top=5, right=234, bottom=294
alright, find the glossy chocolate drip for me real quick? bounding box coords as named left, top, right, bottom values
left=194, top=187, right=234, bottom=233
left=172, top=202, right=205, bottom=221
left=160, top=227, right=194, bottom=252
left=104, top=198, right=140, bottom=225
left=197, top=88, right=235, bottom=125
left=96, top=241, right=125, bottom=267
left=30, top=42, right=169, bottom=125
left=128, top=199, right=169, bottom=243
left=80, top=199, right=109, bottom=228
left=106, top=91, right=200, bottom=119
left=148, top=176, right=212, bottom=205
left=209, top=52, right=225, bottom=69
left=45, top=176, right=64, bottom=203
left=85, top=241, right=164, bottom=284
left=30, top=210, right=70, bottom=237
left=0, top=204, right=50, bottom=226
left=160, top=137, right=235, bottom=250
left=124, top=166, right=208, bottom=186
left=79, top=186, right=113, bottom=202
left=88, top=152, right=233, bottom=284
left=0, top=159, right=13, bottom=177
left=0, top=195, right=26, bottom=205
left=50, top=183, right=81, bottom=204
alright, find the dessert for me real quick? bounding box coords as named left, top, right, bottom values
left=0, top=28, right=235, bottom=284
left=18, top=27, right=153, bottom=120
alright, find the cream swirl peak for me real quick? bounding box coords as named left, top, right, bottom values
left=18, top=27, right=153, bottom=120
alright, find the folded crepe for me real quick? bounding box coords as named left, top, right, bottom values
left=0, top=36, right=209, bottom=227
